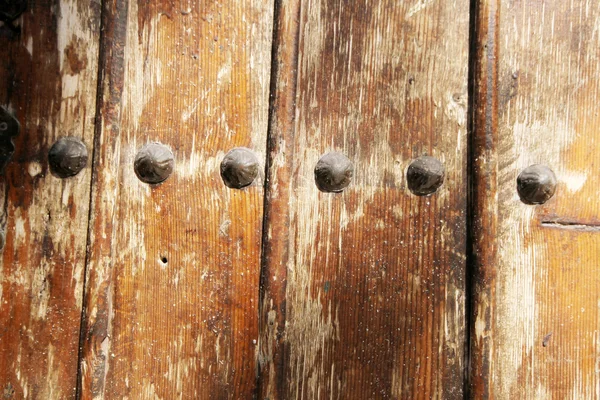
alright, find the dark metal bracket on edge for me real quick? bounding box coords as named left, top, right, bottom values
left=0, top=107, right=19, bottom=174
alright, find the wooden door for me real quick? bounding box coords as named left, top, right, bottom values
left=1, top=1, right=598, bottom=399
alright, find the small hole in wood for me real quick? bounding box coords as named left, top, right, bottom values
left=161, top=256, right=168, bottom=264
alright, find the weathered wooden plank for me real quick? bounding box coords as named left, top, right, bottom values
left=259, top=1, right=469, bottom=399
left=78, top=0, right=273, bottom=398
left=470, top=1, right=600, bottom=398
left=0, top=1, right=101, bottom=398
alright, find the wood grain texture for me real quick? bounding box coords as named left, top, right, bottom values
left=78, top=0, right=273, bottom=398
left=259, top=1, right=469, bottom=399
left=0, top=1, right=101, bottom=398
left=470, top=0, right=600, bottom=398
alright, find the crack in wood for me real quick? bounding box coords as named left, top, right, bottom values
left=540, top=220, right=600, bottom=232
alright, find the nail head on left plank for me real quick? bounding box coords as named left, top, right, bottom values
left=48, top=137, right=88, bottom=178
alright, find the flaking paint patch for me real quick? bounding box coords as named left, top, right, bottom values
left=44, top=343, right=60, bottom=399
left=122, top=2, right=160, bottom=132
left=166, top=329, right=198, bottom=398
left=25, top=36, right=33, bottom=56
left=560, top=171, right=587, bottom=193
left=407, top=0, right=436, bottom=18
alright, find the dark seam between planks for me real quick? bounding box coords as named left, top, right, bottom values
left=256, top=0, right=303, bottom=398
left=75, top=0, right=130, bottom=398
left=466, top=0, right=501, bottom=398
left=464, top=0, right=478, bottom=397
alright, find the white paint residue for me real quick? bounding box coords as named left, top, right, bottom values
left=407, top=0, right=436, bottom=18
left=61, top=74, right=80, bottom=100
left=560, top=171, right=588, bottom=192
left=13, top=209, right=26, bottom=246
left=216, top=59, right=232, bottom=86
left=121, top=1, right=161, bottom=132
left=25, top=36, right=33, bottom=55
left=174, top=150, right=223, bottom=181
left=57, top=0, right=79, bottom=72
left=181, top=99, right=198, bottom=122
left=28, top=162, right=42, bottom=177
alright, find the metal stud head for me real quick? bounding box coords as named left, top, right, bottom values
left=134, top=143, right=174, bottom=184
left=406, top=156, right=445, bottom=196
left=220, top=147, right=259, bottom=189
left=0, top=107, right=19, bottom=174
left=48, top=137, right=88, bottom=178
left=517, top=164, right=557, bottom=205
left=314, top=152, right=353, bottom=193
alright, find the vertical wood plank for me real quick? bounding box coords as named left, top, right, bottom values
left=79, top=0, right=273, bottom=398
left=0, top=1, right=101, bottom=398
left=260, top=1, right=470, bottom=398
left=470, top=1, right=600, bottom=398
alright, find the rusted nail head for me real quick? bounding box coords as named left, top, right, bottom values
left=220, top=147, right=259, bottom=189
left=517, top=164, right=556, bottom=205
left=406, top=156, right=445, bottom=196
left=48, top=137, right=88, bottom=178
left=314, top=152, right=353, bottom=193
left=134, top=143, right=175, bottom=184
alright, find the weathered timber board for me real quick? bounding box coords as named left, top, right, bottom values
left=0, top=1, right=101, bottom=398
left=259, top=1, right=469, bottom=399
left=78, top=1, right=273, bottom=398
left=470, top=1, right=600, bottom=398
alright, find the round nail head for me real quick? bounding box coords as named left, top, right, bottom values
left=134, top=143, right=174, bottom=184
left=517, top=164, right=557, bottom=205
left=314, top=152, right=353, bottom=193
left=220, top=147, right=259, bottom=189
left=407, top=156, right=445, bottom=196
left=48, top=137, right=88, bottom=178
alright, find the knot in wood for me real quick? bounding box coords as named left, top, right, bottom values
left=314, top=152, right=353, bottom=193
left=220, top=147, right=259, bottom=189
left=48, top=137, right=88, bottom=178
left=134, top=143, right=174, bottom=184
left=406, top=156, right=445, bottom=196
left=517, top=164, right=557, bottom=205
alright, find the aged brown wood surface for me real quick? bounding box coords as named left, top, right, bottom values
left=259, top=1, right=469, bottom=399
left=0, top=1, right=101, bottom=398
left=470, top=0, right=600, bottom=398
left=78, top=0, right=273, bottom=398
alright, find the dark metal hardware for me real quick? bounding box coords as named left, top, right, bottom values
left=220, top=147, right=259, bottom=189
left=48, top=137, right=88, bottom=178
left=0, top=0, right=26, bottom=23
left=517, top=164, right=557, bottom=205
left=314, top=151, right=353, bottom=193
left=406, top=156, right=445, bottom=196
left=0, top=106, right=19, bottom=174
left=134, top=143, right=174, bottom=184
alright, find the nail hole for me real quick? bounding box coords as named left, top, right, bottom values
left=161, top=256, right=168, bottom=264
